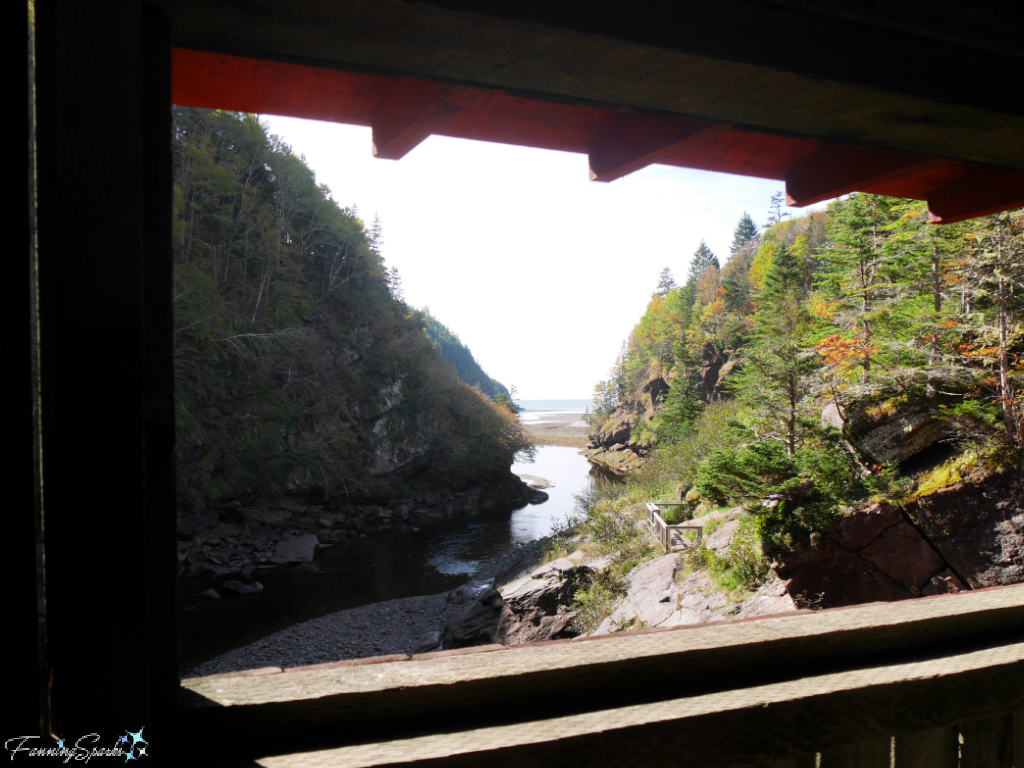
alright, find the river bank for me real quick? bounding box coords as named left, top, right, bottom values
left=520, top=408, right=591, bottom=448
left=184, top=590, right=462, bottom=676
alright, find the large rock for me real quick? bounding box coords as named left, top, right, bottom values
left=442, top=588, right=504, bottom=648
left=846, top=399, right=954, bottom=465
left=592, top=555, right=680, bottom=633
left=908, top=467, right=1024, bottom=588
left=273, top=533, right=318, bottom=561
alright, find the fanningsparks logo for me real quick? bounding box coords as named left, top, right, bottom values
left=5, top=728, right=148, bottom=762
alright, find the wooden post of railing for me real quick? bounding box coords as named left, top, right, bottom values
left=961, top=714, right=1015, bottom=768
left=893, top=726, right=960, bottom=768
left=820, top=736, right=891, bottom=767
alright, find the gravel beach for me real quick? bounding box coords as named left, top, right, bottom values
left=522, top=410, right=591, bottom=448
left=184, top=591, right=464, bottom=678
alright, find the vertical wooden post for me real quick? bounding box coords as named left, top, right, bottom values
left=6, top=0, right=43, bottom=737
left=820, top=736, right=891, bottom=768
left=140, top=3, right=179, bottom=747
left=35, top=0, right=152, bottom=737
left=1014, top=711, right=1023, bottom=768
left=962, top=715, right=1014, bottom=768
left=894, top=727, right=959, bottom=768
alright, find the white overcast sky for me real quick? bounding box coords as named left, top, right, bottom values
left=263, top=115, right=819, bottom=400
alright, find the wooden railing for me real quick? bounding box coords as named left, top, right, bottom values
left=645, top=501, right=703, bottom=552
left=178, top=585, right=1024, bottom=767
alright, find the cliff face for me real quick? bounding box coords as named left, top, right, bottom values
left=172, top=108, right=529, bottom=522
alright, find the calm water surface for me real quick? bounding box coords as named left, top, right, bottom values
left=179, top=446, right=616, bottom=668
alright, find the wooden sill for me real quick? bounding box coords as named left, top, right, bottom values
left=178, top=585, right=1024, bottom=764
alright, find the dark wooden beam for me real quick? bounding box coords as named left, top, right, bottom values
left=928, top=168, right=1024, bottom=224
left=35, top=0, right=150, bottom=736
left=785, top=145, right=945, bottom=208
left=141, top=3, right=180, bottom=745
left=588, top=114, right=709, bottom=182
left=7, top=0, right=43, bottom=737
left=372, top=80, right=479, bottom=160
left=153, top=0, right=1024, bottom=172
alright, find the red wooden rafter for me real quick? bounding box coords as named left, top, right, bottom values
left=172, top=49, right=1024, bottom=224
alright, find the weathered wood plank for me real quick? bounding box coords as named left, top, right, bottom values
left=893, top=726, right=958, bottom=768
left=246, top=644, right=1024, bottom=767
left=8, top=0, right=42, bottom=737
left=1014, top=711, right=1023, bottom=768
left=820, top=736, right=890, bottom=768
left=35, top=0, right=150, bottom=735
left=962, top=714, right=1015, bottom=768
left=140, top=3, right=180, bottom=743
left=927, top=169, right=1024, bottom=224
left=178, top=588, right=1024, bottom=761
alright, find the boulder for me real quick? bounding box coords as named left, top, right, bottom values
left=273, top=533, right=318, bottom=562
left=846, top=399, right=954, bottom=465
left=221, top=580, right=263, bottom=596
left=922, top=569, right=967, bottom=596
left=411, top=630, right=442, bottom=655
left=442, top=588, right=505, bottom=648
left=821, top=402, right=845, bottom=431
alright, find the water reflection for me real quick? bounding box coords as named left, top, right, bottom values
left=179, top=446, right=618, bottom=669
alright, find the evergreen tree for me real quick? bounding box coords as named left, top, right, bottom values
left=730, top=212, right=759, bottom=254
left=654, top=267, right=676, bottom=297
left=766, top=191, right=791, bottom=226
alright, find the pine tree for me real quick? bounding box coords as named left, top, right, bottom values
left=766, top=191, right=791, bottom=226
left=730, top=212, right=759, bottom=254
left=654, top=267, right=676, bottom=297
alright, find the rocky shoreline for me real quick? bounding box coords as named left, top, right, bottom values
left=177, top=471, right=549, bottom=598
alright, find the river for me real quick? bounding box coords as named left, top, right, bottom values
left=179, top=445, right=617, bottom=669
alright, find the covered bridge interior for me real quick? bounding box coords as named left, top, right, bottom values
left=11, top=1, right=1024, bottom=765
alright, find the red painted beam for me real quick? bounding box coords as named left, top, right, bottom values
left=372, top=80, right=481, bottom=160
left=928, top=168, right=1024, bottom=224
left=786, top=145, right=946, bottom=207
left=170, top=48, right=1024, bottom=224
left=588, top=114, right=710, bottom=182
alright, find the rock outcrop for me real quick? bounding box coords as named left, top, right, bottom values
left=844, top=398, right=956, bottom=465
left=907, top=466, right=1023, bottom=588
left=775, top=502, right=963, bottom=607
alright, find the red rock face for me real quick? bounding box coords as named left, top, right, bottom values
left=859, top=522, right=947, bottom=590
left=908, top=468, right=1024, bottom=589
left=831, top=502, right=903, bottom=553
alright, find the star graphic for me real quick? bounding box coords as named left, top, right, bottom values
left=120, top=735, right=129, bottom=744
left=124, top=752, right=136, bottom=763
left=138, top=747, right=147, bottom=757
left=56, top=740, right=64, bottom=749
left=128, top=728, right=148, bottom=749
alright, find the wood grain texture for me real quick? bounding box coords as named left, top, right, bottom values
left=893, top=726, right=958, bottom=768
left=154, top=0, right=1024, bottom=171
left=140, top=3, right=180, bottom=743
left=962, top=714, right=1015, bottom=768
left=820, top=736, right=891, bottom=768
left=35, top=0, right=149, bottom=735
left=176, top=587, right=1024, bottom=762
left=247, top=644, right=1024, bottom=767
left=8, top=0, right=43, bottom=736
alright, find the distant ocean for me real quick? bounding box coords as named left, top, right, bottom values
left=517, top=399, right=591, bottom=412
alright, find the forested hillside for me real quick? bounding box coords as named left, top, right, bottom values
left=583, top=193, right=1022, bottom=600
left=172, top=108, right=530, bottom=514
left=420, top=311, right=509, bottom=399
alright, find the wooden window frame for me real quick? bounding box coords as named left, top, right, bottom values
left=18, top=3, right=1024, bottom=765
